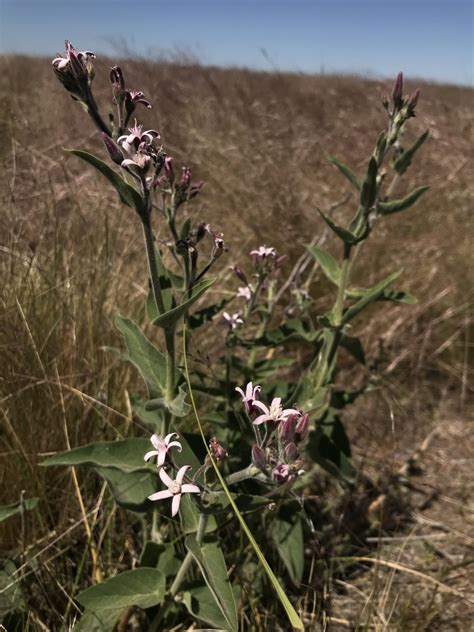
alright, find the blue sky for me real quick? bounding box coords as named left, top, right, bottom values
left=0, top=0, right=472, bottom=85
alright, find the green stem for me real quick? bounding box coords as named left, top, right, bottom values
left=141, top=215, right=165, bottom=315
left=334, top=243, right=352, bottom=325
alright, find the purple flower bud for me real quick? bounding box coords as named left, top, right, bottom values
left=164, top=157, right=174, bottom=183
left=195, top=222, right=207, bottom=242
left=381, top=92, right=389, bottom=110
left=252, top=444, right=266, bottom=470
left=284, top=442, right=298, bottom=462
left=110, top=65, right=125, bottom=91
left=189, top=180, right=204, bottom=199
left=181, top=167, right=192, bottom=187
left=391, top=71, right=404, bottom=109
left=209, top=436, right=228, bottom=462
left=295, top=413, right=309, bottom=440
left=278, top=414, right=298, bottom=444
left=230, top=265, right=248, bottom=285
left=407, top=89, right=420, bottom=117
left=101, top=133, right=124, bottom=165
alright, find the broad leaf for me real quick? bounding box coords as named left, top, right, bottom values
left=152, top=277, right=216, bottom=329
left=42, top=438, right=151, bottom=473
left=139, top=541, right=181, bottom=577
left=96, top=467, right=156, bottom=512
left=270, top=509, right=304, bottom=584
left=185, top=534, right=238, bottom=632
left=328, top=156, right=362, bottom=190
left=307, top=245, right=341, bottom=286
left=378, top=186, right=429, bottom=215
left=76, top=568, right=166, bottom=611
left=0, top=498, right=38, bottom=523
left=115, top=314, right=168, bottom=399
left=342, top=269, right=403, bottom=324
left=145, top=385, right=191, bottom=418
left=67, top=149, right=142, bottom=213
left=307, top=409, right=356, bottom=483
left=182, top=581, right=234, bottom=631
left=0, top=561, right=25, bottom=618
left=73, top=608, right=122, bottom=632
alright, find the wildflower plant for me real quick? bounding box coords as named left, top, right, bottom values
left=39, top=44, right=430, bottom=630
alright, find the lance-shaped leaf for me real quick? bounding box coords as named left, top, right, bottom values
left=340, top=334, right=366, bottom=365
left=317, top=209, right=359, bottom=245
left=152, top=277, right=216, bottom=329
left=270, top=510, right=304, bottom=584
left=328, top=156, right=362, bottom=190
left=307, top=245, right=341, bottom=286
left=342, top=269, right=403, bottom=324
left=76, top=568, right=166, bottom=611
left=115, top=314, right=167, bottom=399
left=67, top=149, right=142, bottom=213
left=0, top=498, right=38, bottom=523
left=185, top=534, right=238, bottom=632
left=348, top=286, right=417, bottom=305
left=378, top=186, right=429, bottom=215
left=392, top=130, right=429, bottom=175
left=360, top=156, right=378, bottom=211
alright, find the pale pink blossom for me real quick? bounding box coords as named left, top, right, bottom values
left=272, top=463, right=291, bottom=484
left=236, top=381, right=261, bottom=414
left=252, top=397, right=300, bottom=426
left=237, top=286, right=252, bottom=301
left=144, top=433, right=182, bottom=467
left=52, top=40, right=96, bottom=71
left=148, top=466, right=200, bottom=517
left=223, top=311, right=244, bottom=330
left=250, top=245, right=276, bottom=261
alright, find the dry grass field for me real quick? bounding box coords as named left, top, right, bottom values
left=0, top=54, right=473, bottom=630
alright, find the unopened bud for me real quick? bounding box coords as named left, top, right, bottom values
left=181, top=166, right=192, bottom=187
left=251, top=444, right=266, bottom=470
left=209, top=436, right=228, bottom=461
left=391, top=71, right=403, bottom=109
left=295, top=413, right=309, bottom=440
left=101, top=133, right=124, bottom=165
left=195, top=222, right=208, bottom=242
left=278, top=414, right=297, bottom=444
left=381, top=92, right=389, bottom=110
left=407, top=89, right=420, bottom=117
left=164, top=156, right=174, bottom=183
left=272, top=463, right=290, bottom=484
left=230, top=265, right=248, bottom=285
left=284, top=442, right=298, bottom=461
left=189, top=180, right=204, bottom=199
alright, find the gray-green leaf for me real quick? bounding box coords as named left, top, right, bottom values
left=378, top=186, right=429, bottom=215
left=307, top=245, right=341, bottom=286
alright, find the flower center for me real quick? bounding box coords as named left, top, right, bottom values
left=169, top=481, right=181, bottom=495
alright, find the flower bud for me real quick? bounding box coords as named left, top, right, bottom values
left=381, top=92, right=389, bottom=110
left=272, top=463, right=290, bottom=484
left=101, top=132, right=124, bottom=165
left=295, top=413, right=309, bottom=440
left=284, top=442, right=298, bottom=462
left=407, top=89, right=420, bottom=117
left=164, top=156, right=174, bottom=183
left=209, top=436, right=228, bottom=461
left=189, top=181, right=204, bottom=199
left=391, top=71, right=404, bottom=110
left=251, top=444, right=266, bottom=470
left=278, top=414, right=297, bottom=444
left=230, top=265, right=248, bottom=285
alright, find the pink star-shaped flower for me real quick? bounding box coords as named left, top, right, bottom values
left=144, top=433, right=182, bottom=467
left=148, top=466, right=200, bottom=517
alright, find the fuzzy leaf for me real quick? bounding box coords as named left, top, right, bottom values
left=340, top=334, right=366, bottom=364
left=0, top=498, right=38, bottom=523
left=73, top=608, right=122, bottom=632
left=328, top=156, right=362, bottom=190
left=307, top=409, right=356, bottom=483
left=270, top=510, right=304, bottom=584
left=392, top=130, right=429, bottom=175
left=182, top=582, right=236, bottom=631
left=318, top=209, right=359, bottom=244
left=76, top=568, right=166, bottom=611
left=342, top=269, right=403, bottom=324
left=378, top=186, right=429, bottom=215
left=95, top=467, right=155, bottom=512
left=360, top=156, right=378, bottom=210
left=115, top=314, right=167, bottom=399
left=152, top=277, right=216, bottom=329
left=67, top=149, right=142, bottom=212
left=185, top=534, right=238, bottom=632
left=307, top=245, right=341, bottom=286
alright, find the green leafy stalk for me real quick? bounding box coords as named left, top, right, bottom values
left=182, top=325, right=304, bottom=631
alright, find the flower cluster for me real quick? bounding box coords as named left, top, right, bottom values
left=144, top=433, right=200, bottom=516
left=236, top=382, right=308, bottom=486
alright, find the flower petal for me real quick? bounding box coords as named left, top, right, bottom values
left=148, top=490, right=173, bottom=501
left=252, top=400, right=270, bottom=415
left=176, top=465, right=191, bottom=484
left=150, top=434, right=161, bottom=449
left=164, top=432, right=179, bottom=444
left=253, top=414, right=272, bottom=425
left=144, top=450, right=158, bottom=462
left=158, top=468, right=174, bottom=488
left=157, top=451, right=167, bottom=467
left=181, top=484, right=200, bottom=494
left=167, top=441, right=182, bottom=451
left=171, top=494, right=182, bottom=517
